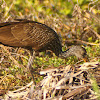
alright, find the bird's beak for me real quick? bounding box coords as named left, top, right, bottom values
left=83, top=56, right=89, bottom=62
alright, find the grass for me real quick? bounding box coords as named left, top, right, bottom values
left=0, top=0, right=100, bottom=99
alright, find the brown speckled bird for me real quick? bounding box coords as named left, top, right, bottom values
left=0, top=19, right=88, bottom=84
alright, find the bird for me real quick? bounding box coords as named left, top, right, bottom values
left=0, top=19, right=89, bottom=85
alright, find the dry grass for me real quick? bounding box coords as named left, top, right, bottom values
left=2, top=61, right=99, bottom=100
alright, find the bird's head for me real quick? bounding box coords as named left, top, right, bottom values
left=59, top=46, right=89, bottom=62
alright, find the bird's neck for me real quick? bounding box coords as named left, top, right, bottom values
left=59, top=49, right=73, bottom=59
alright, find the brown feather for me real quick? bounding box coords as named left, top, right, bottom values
left=0, top=20, right=62, bottom=56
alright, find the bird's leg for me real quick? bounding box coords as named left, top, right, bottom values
left=27, top=50, right=36, bottom=85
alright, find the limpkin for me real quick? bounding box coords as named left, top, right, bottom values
left=0, top=19, right=88, bottom=85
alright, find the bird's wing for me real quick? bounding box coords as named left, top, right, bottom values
left=0, top=22, right=23, bottom=46
left=0, top=21, right=59, bottom=51
left=0, top=22, right=34, bottom=47
left=0, top=22, right=10, bottom=27
left=11, top=22, right=37, bottom=47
